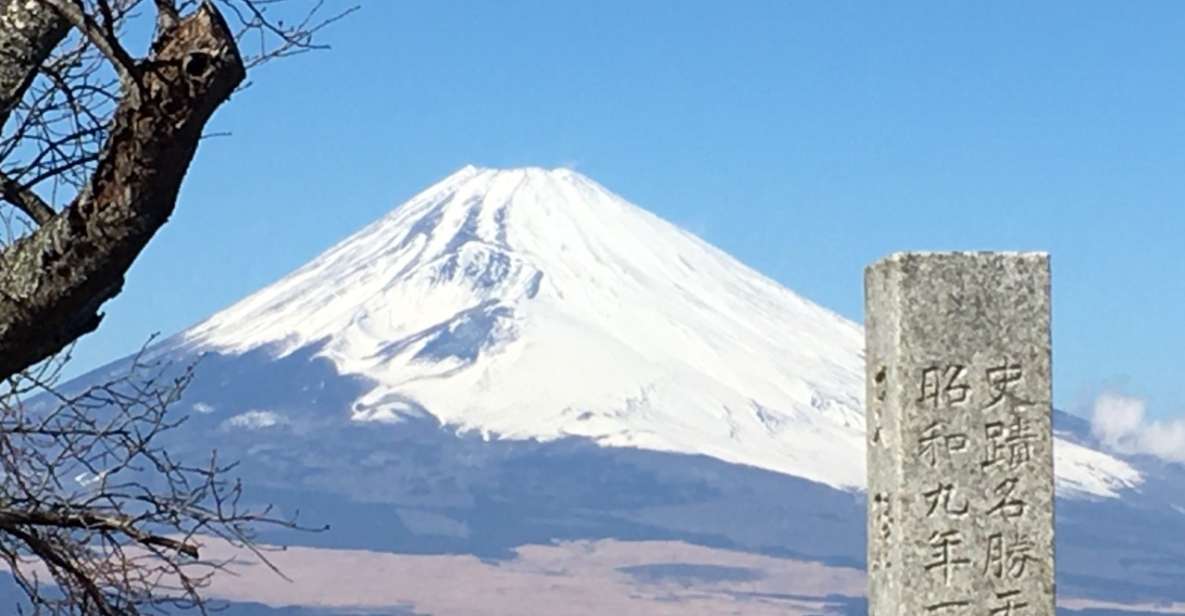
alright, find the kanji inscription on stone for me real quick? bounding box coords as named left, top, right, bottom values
left=865, top=252, right=1054, bottom=616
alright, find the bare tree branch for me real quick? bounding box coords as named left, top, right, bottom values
left=0, top=508, right=200, bottom=558
left=4, top=523, right=121, bottom=615
left=0, top=0, right=69, bottom=127
left=39, top=0, right=139, bottom=89
left=0, top=341, right=319, bottom=614
left=0, top=1, right=350, bottom=607
left=0, top=169, right=54, bottom=224
left=218, top=0, right=358, bottom=69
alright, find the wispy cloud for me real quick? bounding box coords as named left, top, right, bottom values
left=1091, top=393, right=1185, bottom=463
left=221, top=409, right=286, bottom=431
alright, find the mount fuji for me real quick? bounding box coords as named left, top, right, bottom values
left=59, top=167, right=1185, bottom=614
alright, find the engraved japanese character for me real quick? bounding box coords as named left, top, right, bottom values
left=1005, top=413, right=1039, bottom=463
left=987, top=477, right=1027, bottom=519
left=986, top=531, right=1036, bottom=579
left=983, top=414, right=1039, bottom=471
left=919, top=365, right=971, bottom=408
left=984, top=422, right=1008, bottom=470
left=923, top=482, right=969, bottom=518
left=986, top=362, right=1023, bottom=410
left=919, top=420, right=969, bottom=467
left=926, top=529, right=971, bottom=584
left=989, top=590, right=1030, bottom=616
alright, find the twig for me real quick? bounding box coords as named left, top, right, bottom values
left=40, top=0, right=141, bottom=91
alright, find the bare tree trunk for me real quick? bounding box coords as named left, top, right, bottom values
left=0, top=0, right=68, bottom=128
left=0, top=3, right=245, bottom=381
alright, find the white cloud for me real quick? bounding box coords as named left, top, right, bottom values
left=192, top=402, right=215, bottom=414
left=222, top=410, right=286, bottom=430
left=1091, top=393, right=1185, bottom=463
left=1091, top=394, right=1144, bottom=446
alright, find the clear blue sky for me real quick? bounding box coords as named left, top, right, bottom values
left=68, top=1, right=1185, bottom=422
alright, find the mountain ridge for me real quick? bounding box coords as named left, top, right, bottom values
left=174, top=166, right=870, bottom=488
left=150, top=165, right=1138, bottom=497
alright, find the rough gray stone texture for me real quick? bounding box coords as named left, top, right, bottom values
left=865, top=252, right=1054, bottom=616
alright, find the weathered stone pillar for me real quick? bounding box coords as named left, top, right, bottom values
left=865, top=252, right=1054, bottom=616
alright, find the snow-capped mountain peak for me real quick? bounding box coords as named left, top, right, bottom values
left=179, top=166, right=1139, bottom=496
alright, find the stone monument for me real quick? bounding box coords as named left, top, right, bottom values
left=864, top=252, right=1055, bottom=616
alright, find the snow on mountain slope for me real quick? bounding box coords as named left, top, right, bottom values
left=179, top=166, right=1139, bottom=495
